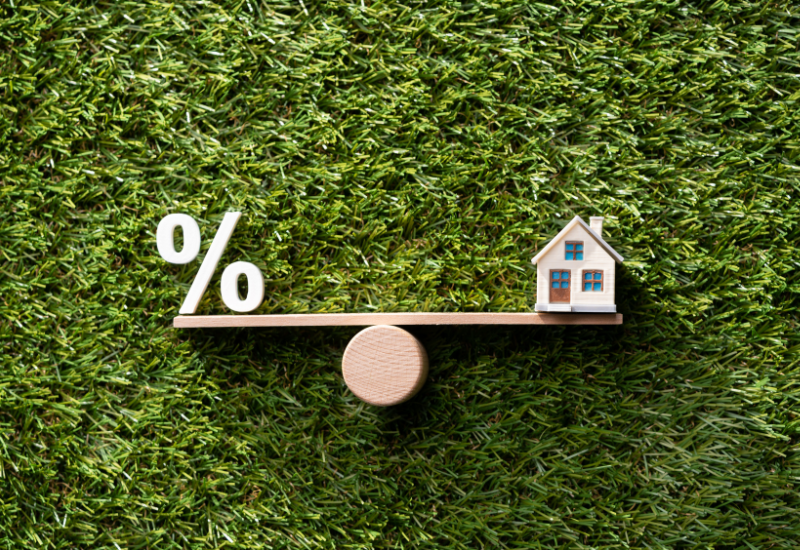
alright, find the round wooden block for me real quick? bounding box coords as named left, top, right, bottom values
left=342, top=325, right=429, bottom=406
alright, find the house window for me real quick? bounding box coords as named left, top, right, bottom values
left=551, top=270, right=570, bottom=289
left=565, top=241, right=583, bottom=261
left=583, top=270, right=603, bottom=291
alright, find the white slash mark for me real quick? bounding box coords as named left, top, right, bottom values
left=180, top=213, right=241, bottom=314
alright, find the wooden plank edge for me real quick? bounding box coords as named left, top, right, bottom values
left=174, top=312, right=622, bottom=328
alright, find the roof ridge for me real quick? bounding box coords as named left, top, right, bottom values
left=530, top=215, right=624, bottom=264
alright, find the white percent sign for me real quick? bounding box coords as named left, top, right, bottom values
left=156, top=212, right=264, bottom=314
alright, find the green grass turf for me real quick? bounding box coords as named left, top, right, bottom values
left=1, top=0, right=800, bottom=547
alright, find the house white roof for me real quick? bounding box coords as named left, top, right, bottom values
left=531, top=216, right=624, bottom=265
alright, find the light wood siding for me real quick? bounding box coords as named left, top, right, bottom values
left=536, top=224, right=616, bottom=305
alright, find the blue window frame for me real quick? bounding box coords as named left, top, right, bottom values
left=583, top=270, right=603, bottom=292
left=565, top=241, right=584, bottom=261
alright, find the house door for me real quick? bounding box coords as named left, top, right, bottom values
left=550, top=270, right=571, bottom=303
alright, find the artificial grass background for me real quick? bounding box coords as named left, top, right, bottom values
left=1, top=0, right=800, bottom=547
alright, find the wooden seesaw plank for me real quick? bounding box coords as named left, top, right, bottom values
left=174, top=312, right=622, bottom=328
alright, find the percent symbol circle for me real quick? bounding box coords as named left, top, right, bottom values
left=157, top=214, right=201, bottom=264
left=221, top=262, right=265, bottom=313
left=156, top=212, right=265, bottom=314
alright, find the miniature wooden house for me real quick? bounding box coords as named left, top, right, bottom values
left=531, top=216, right=623, bottom=313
